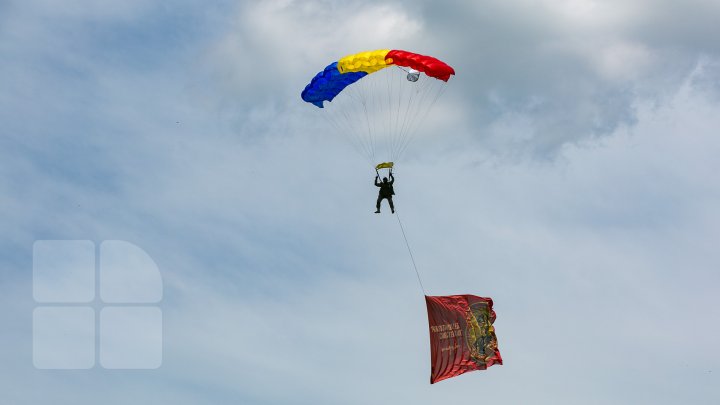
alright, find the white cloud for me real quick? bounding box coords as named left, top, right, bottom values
left=2, top=0, right=720, bottom=403
left=204, top=0, right=422, bottom=105
left=594, top=41, right=653, bottom=81
left=415, top=0, right=720, bottom=156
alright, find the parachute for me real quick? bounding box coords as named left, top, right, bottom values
left=301, top=49, right=455, bottom=169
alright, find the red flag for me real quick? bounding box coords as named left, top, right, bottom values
left=425, top=294, right=502, bottom=383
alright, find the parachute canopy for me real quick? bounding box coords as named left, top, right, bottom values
left=301, top=49, right=454, bottom=166
left=302, top=49, right=455, bottom=108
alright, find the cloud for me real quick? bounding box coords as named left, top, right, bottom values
left=2, top=0, right=720, bottom=404
left=202, top=0, right=422, bottom=107
left=408, top=0, right=720, bottom=157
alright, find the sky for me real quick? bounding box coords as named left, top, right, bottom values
left=1, top=0, right=720, bottom=403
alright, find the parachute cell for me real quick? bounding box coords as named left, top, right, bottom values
left=337, top=49, right=393, bottom=74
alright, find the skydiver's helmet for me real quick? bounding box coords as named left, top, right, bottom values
left=406, top=69, right=420, bottom=82
left=383, top=177, right=388, bottom=182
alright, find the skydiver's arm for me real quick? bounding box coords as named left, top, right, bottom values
left=375, top=176, right=380, bottom=186
left=389, top=173, right=394, bottom=184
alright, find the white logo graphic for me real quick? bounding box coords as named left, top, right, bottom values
left=33, top=240, right=163, bottom=369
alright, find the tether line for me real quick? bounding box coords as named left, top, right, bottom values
left=395, top=211, right=427, bottom=295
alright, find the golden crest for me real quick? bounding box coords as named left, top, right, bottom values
left=465, top=302, right=497, bottom=367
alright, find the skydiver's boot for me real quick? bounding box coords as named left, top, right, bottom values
left=375, top=210, right=381, bottom=213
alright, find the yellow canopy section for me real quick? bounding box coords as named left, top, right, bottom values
left=375, top=162, right=394, bottom=170
left=338, top=49, right=392, bottom=74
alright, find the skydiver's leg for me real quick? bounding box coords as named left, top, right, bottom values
left=375, top=196, right=382, bottom=213
left=388, top=197, right=395, bottom=213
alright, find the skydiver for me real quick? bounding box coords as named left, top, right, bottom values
left=374, top=171, right=395, bottom=214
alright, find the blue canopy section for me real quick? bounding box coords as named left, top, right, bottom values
left=301, top=62, right=367, bottom=108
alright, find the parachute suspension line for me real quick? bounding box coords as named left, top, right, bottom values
left=327, top=110, right=361, bottom=158
left=322, top=80, right=371, bottom=165
left=390, top=67, right=406, bottom=163
left=385, top=67, right=396, bottom=163
left=395, top=79, right=448, bottom=161
left=361, top=100, right=375, bottom=163
left=395, top=77, right=444, bottom=161
left=345, top=79, right=376, bottom=164
left=373, top=72, right=384, bottom=163
left=363, top=73, right=380, bottom=163
left=354, top=77, right=374, bottom=164
left=393, top=76, right=418, bottom=162
left=390, top=67, right=405, bottom=163
left=395, top=211, right=427, bottom=296
left=371, top=71, right=383, bottom=163
left=324, top=101, right=374, bottom=167
left=398, top=75, right=434, bottom=152
left=396, top=68, right=416, bottom=162
left=389, top=69, right=442, bottom=163
left=400, top=76, right=442, bottom=159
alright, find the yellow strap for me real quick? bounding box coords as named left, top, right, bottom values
left=375, top=162, right=394, bottom=170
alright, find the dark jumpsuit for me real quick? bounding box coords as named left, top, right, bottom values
left=375, top=174, right=395, bottom=212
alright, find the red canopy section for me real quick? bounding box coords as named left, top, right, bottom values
left=386, top=50, right=456, bottom=82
